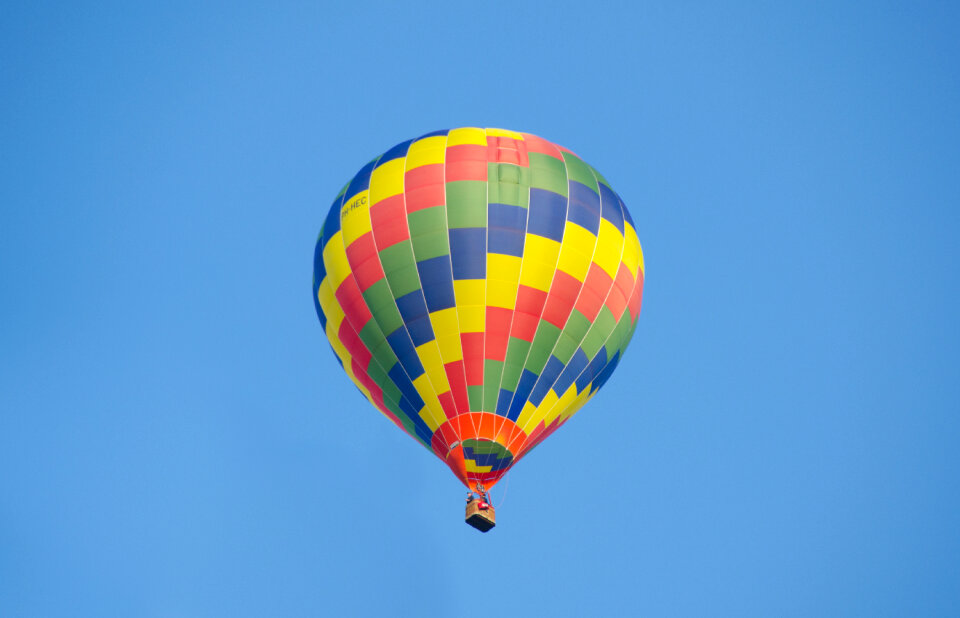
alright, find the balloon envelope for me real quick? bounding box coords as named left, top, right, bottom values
left=313, top=128, right=643, bottom=491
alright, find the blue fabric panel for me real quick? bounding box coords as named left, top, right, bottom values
left=344, top=158, right=378, bottom=202
left=396, top=393, right=432, bottom=443
left=417, top=256, right=456, bottom=311
left=495, top=388, right=514, bottom=416
left=591, top=350, right=620, bottom=394
left=386, top=328, right=425, bottom=379
left=322, top=194, right=343, bottom=241
left=390, top=363, right=425, bottom=412
left=620, top=196, right=635, bottom=229
left=488, top=202, right=527, bottom=256
left=552, top=348, right=589, bottom=397
left=376, top=139, right=413, bottom=167
left=566, top=181, right=601, bottom=236
left=416, top=129, right=450, bottom=139
left=488, top=226, right=525, bottom=257
left=463, top=445, right=513, bottom=470
left=396, top=289, right=429, bottom=323
left=527, top=189, right=567, bottom=242
left=488, top=202, right=527, bottom=231
left=529, top=356, right=566, bottom=406
left=598, top=183, right=625, bottom=233
left=575, top=348, right=608, bottom=393
left=507, top=369, right=539, bottom=421
left=405, top=315, right=435, bottom=347
left=449, top=227, right=486, bottom=279
left=313, top=237, right=327, bottom=330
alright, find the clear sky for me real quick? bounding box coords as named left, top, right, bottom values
left=2, top=2, right=958, bottom=616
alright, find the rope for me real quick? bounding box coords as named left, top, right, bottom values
left=494, top=472, right=510, bottom=509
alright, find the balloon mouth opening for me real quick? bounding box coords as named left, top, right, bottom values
left=445, top=438, right=515, bottom=490
left=461, top=438, right=515, bottom=472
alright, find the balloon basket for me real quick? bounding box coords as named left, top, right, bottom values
left=465, top=498, right=496, bottom=532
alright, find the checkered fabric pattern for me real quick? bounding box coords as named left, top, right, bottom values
left=313, top=128, right=644, bottom=490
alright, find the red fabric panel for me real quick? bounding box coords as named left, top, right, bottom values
left=519, top=133, right=563, bottom=159
left=484, top=307, right=513, bottom=361
left=334, top=278, right=372, bottom=326
left=404, top=164, right=445, bottom=212
left=370, top=194, right=409, bottom=250
left=542, top=270, right=582, bottom=329
left=445, top=144, right=487, bottom=181
left=444, top=360, right=469, bottom=413
left=461, top=332, right=485, bottom=387
left=575, top=264, right=614, bottom=322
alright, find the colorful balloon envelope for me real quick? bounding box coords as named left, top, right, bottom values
left=313, top=128, right=644, bottom=495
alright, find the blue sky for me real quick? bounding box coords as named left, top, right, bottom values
left=2, top=2, right=958, bottom=616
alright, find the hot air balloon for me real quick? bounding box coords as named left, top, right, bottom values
left=313, top=128, right=643, bottom=531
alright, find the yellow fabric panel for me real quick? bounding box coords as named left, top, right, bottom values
left=486, top=254, right=522, bottom=309
left=416, top=342, right=451, bottom=393
left=515, top=399, right=542, bottom=432
left=429, top=308, right=463, bottom=362
left=488, top=253, right=522, bottom=282
left=457, top=305, right=485, bottom=333
left=518, top=389, right=567, bottom=434
left=446, top=127, right=487, bottom=147
left=322, top=231, right=352, bottom=289
left=556, top=223, right=596, bottom=281
left=519, top=235, right=561, bottom=291
left=622, top=221, right=643, bottom=278
left=548, top=384, right=592, bottom=426
left=454, top=279, right=485, bottom=306
left=593, top=219, right=625, bottom=280
left=543, top=383, right=581, bottom=427
left=485, top=127, right=523, bottom=139
left=412, top=374, right=446, bottom=431
left=316, top=277, right=341, bottom=325
left=369, top=158, right=406, bottom=205
left=486, top=278, right=519, bottom=310
left=464, top=459, right=493, bottom=473
left=340, top=190, right=371, bottom=247
left=405, top=135, right=447, bottom=169
left=559, top=389, right=593, bottom=423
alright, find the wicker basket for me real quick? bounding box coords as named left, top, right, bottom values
left=465, top=498, right=496, bottom=532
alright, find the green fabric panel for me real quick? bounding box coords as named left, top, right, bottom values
left=589, top=164, right=612, bottom=190
left=528, top=152, right=568, bottom=195
left=385, top=263, right=421, bottom=298
left=378, top=241, right=419, bottom=299
left=371, top=341, right=400, bottom=374
left=367, top=362, right=391, bottom=388
left=553, top=332, right=581, bottom=365
left=463, top=439, right=510, bottom=456
left=445, top=181, right=487, bottom=228
left=487, top=163, right=530, bottom=208
left=563, top=310, right=592, bottom=344
left=379, top=241, right=416, bottom=270
left=411, top=230, right=450, bottom=261
left=501, top=338, right=531, bottom=390
left=467, top=385, right=483, bottom=411
left=380, top=376, right=403, bottom=405
left=526, top=321, right=562, bottom=374
left=407, top=206, right=447, bottom=236
left=362, top=279, right=404, bottom=334
left=607, top=310, right=634, bottom=356
left=582, top=306, right=617, bottom=358
left=482, top=359, right=504, bottom=412
left=357, top=319, right=386, bottom=352
left=562, top=152, right=600, bottom=192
